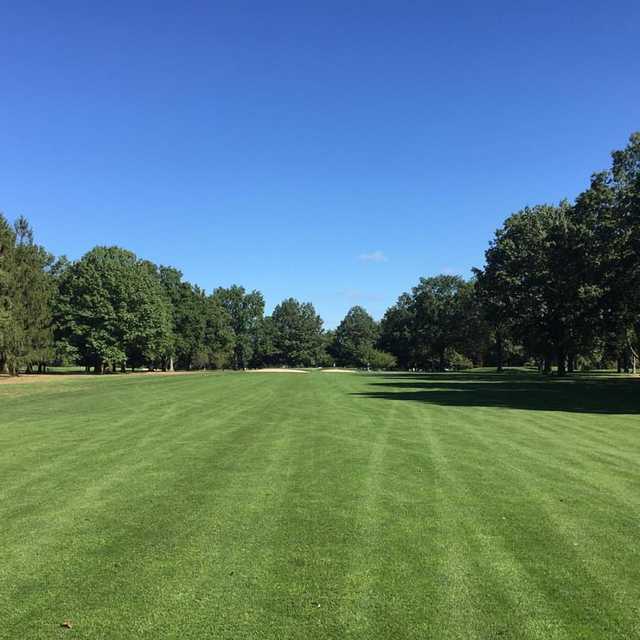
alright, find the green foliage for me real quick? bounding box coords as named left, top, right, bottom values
left=156, top=266, right=208, bottom=369
left=474, top=132, right=640, bottom=374
left=212, top=285, right=265, bottom=369
left=0, top=215, right=54, bottom=374
left=55, top=247, right=172, bottom=371
left=379, top=276, right=490, bottom=371
left=2, top=131, right=639, bottom=376
left=332, top=306, right=378, bottom=367
left=362, top=346, right=397, bottom=370
left=445, top=348, right=473, bottom=370
left=203, top=295, right=235, bottom=369
left=476, top=204, right=586, bottom=372
left=269, top=298, right=324, bottom=366
left=410, top=275, right=475, bottom=370
left=378, top=293, right=415, bottom=369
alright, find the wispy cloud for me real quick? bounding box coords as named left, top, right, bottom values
left=358, top=250, right=388, bottom=263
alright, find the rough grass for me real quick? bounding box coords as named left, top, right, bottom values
left=1, top=369, right=639, bottom=639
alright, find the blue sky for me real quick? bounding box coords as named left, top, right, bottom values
left=1, top=1, right=639, bottom=327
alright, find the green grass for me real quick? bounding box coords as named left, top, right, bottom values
left=1, top=370, right=639, bottom=639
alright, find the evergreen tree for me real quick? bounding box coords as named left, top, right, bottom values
left=0, top=215, right=54, bottom=375
left=0, top=214, right=16, bottom=374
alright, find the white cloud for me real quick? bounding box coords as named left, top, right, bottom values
left=358, top=250, right=388, bottom=263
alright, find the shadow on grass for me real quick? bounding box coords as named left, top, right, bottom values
left=352, top=370, right=640, bottom=414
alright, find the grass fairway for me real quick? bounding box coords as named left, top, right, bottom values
left=1, top=370, right=639, bottom=639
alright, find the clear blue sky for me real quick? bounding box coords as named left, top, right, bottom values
left=1, top=1, right=638, bottom=327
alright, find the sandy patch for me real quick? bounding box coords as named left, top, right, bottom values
left=247, top=368, right=308, bottom=374
left=0, top=370, right=204, bottom=385
left=0, top=374, right=86, bottom=385
left=321, top=368, right=355, bottom=373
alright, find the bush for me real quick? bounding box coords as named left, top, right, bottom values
left=363, top=347, right=397, bottom=370
left=446, top=349, right=473, bottom=370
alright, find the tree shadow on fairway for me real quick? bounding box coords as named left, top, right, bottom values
left=352, top=370, right=640, bottom=414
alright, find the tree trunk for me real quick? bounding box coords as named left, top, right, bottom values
left=543, top=358, right=552, bottom=374
left=121, top=361, right=126, bottom=373
left=439, top=348, right=446, bottom=372
left=626, top=339, right=639, bottom=375
left=169, top=356, right=174, bottom=372
left=496, top=331, right=503, bottom=373
left=556, top=347, right=567, bottom=376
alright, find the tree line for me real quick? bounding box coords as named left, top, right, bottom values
left=1, top=132, right=638, bottom=376
left=379, top=132, right=640, bottom=375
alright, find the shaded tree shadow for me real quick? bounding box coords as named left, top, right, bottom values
left=352, top=371, right=640, bottom=415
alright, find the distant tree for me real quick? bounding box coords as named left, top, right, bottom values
left=409, top=275, right=472, bottom=371
left=456, top=278, right=491, bottom=367
left=269, top=298, right=324, bottom=366
left=203, top=295, right=235, bottom=369
left=378, top=293, right=415, bottom=369
left=0, top=215, right=54, bottom=375
left=157, top=266, right=207, bottom=370
left=12, top=217, right=55, bottom=372
left=0, top=214, right=16, bottom=374
left=478, top=203, right=601, bottom=375
left=473, top=259, right=514, bottom=373
left=212, top=285, right=265, bottom=369
left=316, top=329, right=336, bottom=367
left=608, top=133, right=640, bottom=369
left=332, top=306, right=378, bottom=367
left=49, top=257, right=79, bottom=366
left=55, top=247, right=172, bottom=372
left=3, top=132, right=637, bottom=379
left=252, top=315, right=278, bottom=367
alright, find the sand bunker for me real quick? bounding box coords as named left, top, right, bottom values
left=248, top=368, right=308, bottom=374
left=321, top=368, right=355, bottom=373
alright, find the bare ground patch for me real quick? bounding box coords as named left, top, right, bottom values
left=0, top=370, right=204, bottom=386
left=247, top=368, right=308, bottom=374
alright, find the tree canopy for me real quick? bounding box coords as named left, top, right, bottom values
left=269, top=298, right=324, bottom=367
left=55, top=247, right=172, bottom=372
left=2, top=131, right=639, bottom=376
